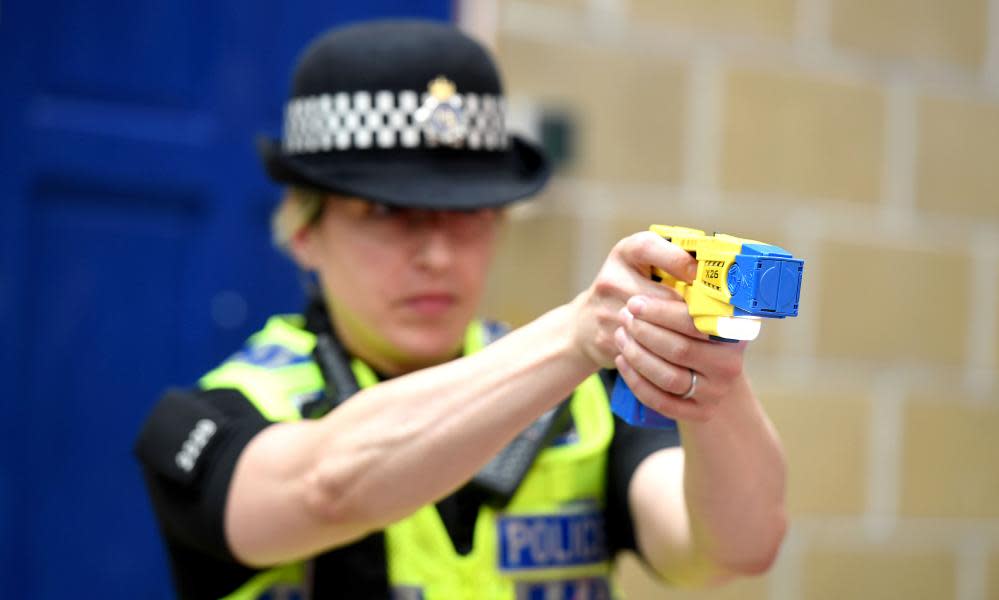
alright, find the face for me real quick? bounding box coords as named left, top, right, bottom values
left=292, top=196, right=502, bottom=375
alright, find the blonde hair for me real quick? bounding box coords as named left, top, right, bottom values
left=271, top=186, right=327, bottom=250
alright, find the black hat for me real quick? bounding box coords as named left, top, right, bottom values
left=257, top=19, right=551, bottom=210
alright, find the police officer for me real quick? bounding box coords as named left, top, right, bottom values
left=136, top=19, right=787, bottom=599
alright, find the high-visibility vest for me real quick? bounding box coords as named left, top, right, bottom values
left=202, top=315, right=616, bottom=600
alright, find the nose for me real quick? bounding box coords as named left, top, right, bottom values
left=412, top=222, right=457, bottom=272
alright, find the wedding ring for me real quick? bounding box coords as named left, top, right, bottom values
left=680, top=369, right=698, bottom=400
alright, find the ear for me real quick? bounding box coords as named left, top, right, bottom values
left=287, top=225, right=320, bottom=270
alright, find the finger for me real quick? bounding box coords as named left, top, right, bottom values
left=618, top=231, right=698, bottom=284
left=625, top=314, right=746, bottom=382
left=639, top=279, right=685, bottom=304
left=615, top=325, right=729, bottom=404
left=614, top=326, right=697, bottom=397
left=621, top=312, right=712, bottom=371
left=615, top=355, right=713, bottom=423
left=624, top=296, right=706, bottom=340
left=592, top=255, right=676, bottom=308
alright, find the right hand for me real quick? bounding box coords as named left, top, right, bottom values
left=570, top=231, right=699, bottom=369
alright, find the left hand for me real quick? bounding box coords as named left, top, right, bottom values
left=613, top=294, right=747, bottom=423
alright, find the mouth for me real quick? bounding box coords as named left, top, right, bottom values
left=400, top=293, right=458, bottom=317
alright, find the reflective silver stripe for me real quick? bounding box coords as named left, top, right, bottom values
left=390, top=585, right=424, bottom=600
left=283, top=90, right=508, bottom=153
left=514, top=577, right=612, bottom=600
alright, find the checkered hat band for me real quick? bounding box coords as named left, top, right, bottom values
left=282, top=90, right=508, bottom=153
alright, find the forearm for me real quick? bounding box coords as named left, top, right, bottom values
left=312, top=302, right=594, bottom=524
left=226, top=303, right=595, bottom=565
left=676, top=374, right=786, bottom=575
left=640, top=376, right=785, bottom=584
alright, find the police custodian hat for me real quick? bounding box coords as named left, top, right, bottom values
left=257, top=19, right=551, bottom=210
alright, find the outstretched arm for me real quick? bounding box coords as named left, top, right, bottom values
left=225, top=232, right=693, bottom=567
left=614, top=293, right=787, bottom=586
left=226, top=302, right=591, bottom=565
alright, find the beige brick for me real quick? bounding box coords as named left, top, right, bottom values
left=630, top=0, right=796, bottom=40
left=607, top=217, right=657, bottom=254
left=829, top=0, right=988, bottom=69
left=744, top=324, right=782, bottom=357
left=916, top=95, right=999, bottom=220
left=761, top=388, right=870, bottom=514
left=498, top=36, right=687, bottom=184
left=481, top=200, right=578, bottom=326
left=900, top=398, right=999, bottom=517
left=988, top=551, right=999, bottom=600
left=815, top=241, right=968, bottom=365
left=803, top=548, right=955, bottom=600
left=721, top=68, right=885, bottom=204
left=614, top=552, right=769, bottom=600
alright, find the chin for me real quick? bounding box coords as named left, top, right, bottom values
left=389, top=324, right=467, bottom=368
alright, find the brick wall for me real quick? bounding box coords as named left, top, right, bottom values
left=466, top=0, right=999, bottom=597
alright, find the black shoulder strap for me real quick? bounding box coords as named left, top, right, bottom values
left=470, top=320, right=573, bottom=506
left=597, top=367, right=618, bottom=397
left=305, top=298, right=389, bottom=599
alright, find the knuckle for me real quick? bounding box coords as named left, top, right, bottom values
left=616, top=234, right=645, bottom=259
left=673, top=303, right=695, bottom=324
left=621, top=339, right=640, bottom=363
left=719, top=355, right=744, bottom=380
left=623, top=313, right=643, bottom=336
left=619, top=231, right=653, bottom=259
left=670, top=339, right=692, bottom=362
left=635, top=233, right=659, bottom=257
left=593, top=277, right=620, bottom=298
left=596, top=307, right=620, bottom=327
left=643, top=390, right=670, bottom=413
left=596, top=332, right=614, bottom=353
left=658, top=367, right=679, bottom=391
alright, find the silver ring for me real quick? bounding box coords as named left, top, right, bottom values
left=680, top=369, right=698, bottom=400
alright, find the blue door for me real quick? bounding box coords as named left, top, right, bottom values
left=0, top=1, right=450, bottom=597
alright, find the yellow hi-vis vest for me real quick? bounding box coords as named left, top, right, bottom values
left=201, top=315, right=617, bottom=600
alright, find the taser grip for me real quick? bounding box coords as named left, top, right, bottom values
left=610, top=378, right=677, bottom=430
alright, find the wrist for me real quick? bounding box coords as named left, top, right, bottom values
left=548, top=297, right=603, bottom=375
left=566, top=291, right=608, bottom=371
left=677, top=372, right=757, bottom=435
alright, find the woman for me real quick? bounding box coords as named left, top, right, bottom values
left=136, top=19, right=786, bottom=599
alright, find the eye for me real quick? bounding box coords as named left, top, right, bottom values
left=365, top=202, right=401, bottom=219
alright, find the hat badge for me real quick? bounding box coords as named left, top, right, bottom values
left=414, top=76, right=467, bottom=147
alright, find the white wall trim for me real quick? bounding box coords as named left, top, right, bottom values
left=880, top=79, right=918, bottom=234
left=681, top=52, right=724, bottom=212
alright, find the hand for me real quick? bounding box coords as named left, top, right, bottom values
left=613, top=294, right=747, bottom=423
left=571, top=231, right=698, bottom=369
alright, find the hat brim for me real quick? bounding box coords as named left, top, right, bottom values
left=257, top=135, right=551, bottom=210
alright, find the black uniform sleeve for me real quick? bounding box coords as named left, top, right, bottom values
left=603, top=372, right=682, bottom=557
left=134, top=387, right=271, bottom=598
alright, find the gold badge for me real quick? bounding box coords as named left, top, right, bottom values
left=414, top=76, right=467, bottom=147
left=428, top=76, right=456, bottom=101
